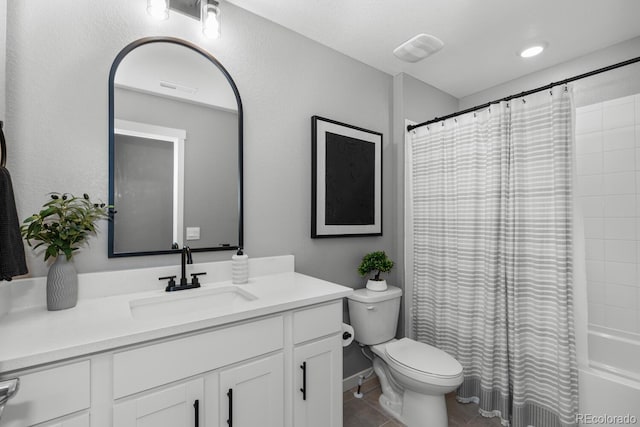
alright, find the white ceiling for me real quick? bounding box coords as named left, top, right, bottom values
left=226, top=0, right=640, bottom=98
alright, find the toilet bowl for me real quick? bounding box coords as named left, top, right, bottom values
left=347, top=286, right=463, bottom=427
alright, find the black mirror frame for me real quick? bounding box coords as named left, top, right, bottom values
left=107, top=37, right=243, bottom=257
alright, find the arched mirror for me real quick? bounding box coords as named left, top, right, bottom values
left=108, top=37, right=243, bottom=257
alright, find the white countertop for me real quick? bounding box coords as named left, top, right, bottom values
left=0, top=269, right=353, bottom=374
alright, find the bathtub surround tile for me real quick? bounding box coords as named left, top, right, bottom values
left=577, top=153, right=603, bottom=176
left=603, top=127, right=635, bottom=151
left=603, top=95, right=636, bottom=108
left=576, top=132, right=603, bottom=155
left=605, top=284, right=638, bottom=310
left=576, top=107, right=603, bottom=135
left=577, top=175, right=603, bottom=196
left=604, top=306, right=638, bottom=333
left=603, top=195, right=635, bottom=217
left=587, top=281, right=606, bottom=302
left=602, top=99, right=635, bottom=130
left=585, top=239, right=604, bottom=261
left=603, top=172, right=635, bottom=194
left=604, top=239, right=636, bottom=263
left=577, top=102, right=602, bottom=114
left=604, top=218, right=634, bottom=240
left=580, top=196, right=604, bottom=218
left=586, top=261, right=605, bottom=282
left=578, top=93, right=640, bottom=334
left=585, top=219, right=605, bottom=239
left=605, top=261, right=636, bottom=286
left=588, top=303, right=606, bottom=325
left=603, top=148, right=635, bottom=173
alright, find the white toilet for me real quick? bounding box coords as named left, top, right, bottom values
left=347, top=286, right=463, bottom=427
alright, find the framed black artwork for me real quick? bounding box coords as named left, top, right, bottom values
left=311, top=116, right=382, bottom=238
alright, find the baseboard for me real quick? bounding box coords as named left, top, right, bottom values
left=343, top=368, right=377, bottom=392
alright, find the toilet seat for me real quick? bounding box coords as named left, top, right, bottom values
left=384, top=338, right=463, bottom=380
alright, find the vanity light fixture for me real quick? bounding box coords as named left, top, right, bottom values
left=147, top=0, right=170, bottom=21
left=201, top=0, right=221, bottom=39
left=519, top=43, right=546, bottom=58
left=146, top=0, right=222, bottom=39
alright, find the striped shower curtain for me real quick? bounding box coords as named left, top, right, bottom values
left=409, top=87, right=578, bottom=427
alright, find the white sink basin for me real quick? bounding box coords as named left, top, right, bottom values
left=129, top=286, right=258, bottom=320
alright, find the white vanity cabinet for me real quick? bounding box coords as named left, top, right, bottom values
left=0, top=360, right=91, bottom=427
left=113, top=378, right=203, bottom=427
left=0, top=298, right=346, bottom=427
left=216, top=353, right=284, bottom=427
left=292, top=302, right=343, bottom=427
left=41, top=413, right=91, bottom=427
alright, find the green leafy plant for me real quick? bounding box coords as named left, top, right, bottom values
left=358, top=251, right=394, bottom=281
left=21, top=193, right=110, bottom=261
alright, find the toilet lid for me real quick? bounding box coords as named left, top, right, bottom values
left=385, top=338, right=462, bottom=378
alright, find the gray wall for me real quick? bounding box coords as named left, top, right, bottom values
left=5, top=0, right=396, bottom=378
left=460, top=36, right=640, bottom=109
left=116, top=87, right=239, bottom=249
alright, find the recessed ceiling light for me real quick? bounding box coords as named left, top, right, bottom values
left=520, top=44, right=546, bottom=58
left=394, top=34, right=444, bottom=63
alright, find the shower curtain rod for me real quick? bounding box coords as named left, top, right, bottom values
left=407, top=55, right=640, bottom=132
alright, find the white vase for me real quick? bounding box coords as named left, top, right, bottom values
left=366, top=279, right=388, bottom=292
left=46, top=256, right=78, bottom=311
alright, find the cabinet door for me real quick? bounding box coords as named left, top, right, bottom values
left=294, top=334, right=342, bottom=427
left=0, top=361, right=90, bottom=427
left=113, top=378, right=203, bottom=427
left=41, top=412, right=90, bottom=427
left=218, top=353, right=284, bottom=427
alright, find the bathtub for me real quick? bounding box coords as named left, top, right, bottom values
left=578, top=326, right=640, bottom=426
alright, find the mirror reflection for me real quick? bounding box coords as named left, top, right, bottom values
left=109, top=38, right=242, bottom=257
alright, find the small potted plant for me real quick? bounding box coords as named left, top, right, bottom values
left=21, top=192, right=110, bottom=311
left=358, top=251, right=394, bottom=291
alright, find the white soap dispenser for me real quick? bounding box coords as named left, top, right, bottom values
left=232, top=247, right=249, bottom=284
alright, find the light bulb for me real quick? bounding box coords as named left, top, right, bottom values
left=147, top=0, right=170, bottom=20
left=201, top=1, right=221, bottom=39
left=520, top=45, right=545, bottom=58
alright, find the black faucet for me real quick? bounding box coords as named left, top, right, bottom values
left=159, top=246, right=207, bottom=292
left=180, top=246, right=193, bottom=286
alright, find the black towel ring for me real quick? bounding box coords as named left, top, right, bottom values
left=0, top=120, right=6, bottom=168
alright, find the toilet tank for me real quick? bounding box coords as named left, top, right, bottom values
left=347, top=286, right=402, bottom=345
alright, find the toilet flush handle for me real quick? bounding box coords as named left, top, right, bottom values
left=366, top=306, right=375, bottom=310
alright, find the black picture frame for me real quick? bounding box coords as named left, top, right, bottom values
left=311, top=116, right=382, bottom=238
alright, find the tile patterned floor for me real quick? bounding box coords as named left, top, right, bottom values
left=343, top=378, right=503, bottom=427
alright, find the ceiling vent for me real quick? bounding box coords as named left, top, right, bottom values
left=393, top=34, right=444, bottom=63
